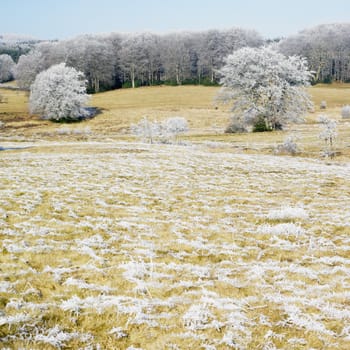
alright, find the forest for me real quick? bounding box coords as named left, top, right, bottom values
left=1, top=23, right=350, bottom=93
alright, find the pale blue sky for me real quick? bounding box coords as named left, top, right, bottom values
left=2, top=0, right=350, bottom=40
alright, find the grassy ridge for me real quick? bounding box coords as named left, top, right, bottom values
left=1, top=83, right=350, bottom=158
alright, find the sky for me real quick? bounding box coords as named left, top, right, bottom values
left=2, top=0, right=350, bottom=40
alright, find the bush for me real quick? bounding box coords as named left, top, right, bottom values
left=318, top=114, right=338, bottom=157
left=275, top=135, right=300, bottom=155
left=341, top=105, right=350, bottom=119
left=131, top=117, right=160, bottom=143
left=320, top=100, right=327, bottom=109
left=322, top=76, right=333, bottom=84
left=253, top=117, right=272, bottom=132
left=200, top=78, right=219, bottom=86
left=132, top=116, right=189, bottom=144
left=163, top=79, right=179, bottom=86
left=162, top=117, right=189, bottom=142
left=122, top=80, right=142, bottom=89
left=225, top=120, right=247, bottom=133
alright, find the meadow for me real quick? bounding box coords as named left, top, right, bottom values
left=0, top=85, right=350, bottom=349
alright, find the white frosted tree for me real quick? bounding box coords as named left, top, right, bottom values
left=218, top=47, right=313, bottom=132
left=29, top=63, right=90, bottom=121
left=162, top=117, right=189, bottom=142
left=132, top=116, right=189, bottom=144
left=279, top=23, right=350, bottom=83
left=0, top=54, right=15, bottom=82
left=14, top=50, right=46, bottom=89
left=64, top=35, right=116, bottom=93
left=132, top=117, right=161, bottom=143
left=318, top=115, right=338, bottom=157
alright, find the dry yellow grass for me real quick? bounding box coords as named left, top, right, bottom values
left=0, top=84, right=350, bottom=348
left=89, top=85, right=227, bottom=135
left=1, top=83, right=350, bottom=158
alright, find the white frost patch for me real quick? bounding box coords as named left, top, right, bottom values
left=43, top=266, right=75, bottom=282
left=221, top=331, right=237, bottom=348
left=257, top=223, right=305, bottom=236
left=183, top=304, right=213, bottom=331
left=0, top=313, right=31, bottom=326
left=63, top=277, right=112, bottom=293
left=0, top=281, right=13, bottom=293
left=267, top=206, right=308, bottom=221
left=280, top=304, right=335, bottom=336
left=109, top=327, right=128, bottom=339
left=34, top=325, right=90, bottom=348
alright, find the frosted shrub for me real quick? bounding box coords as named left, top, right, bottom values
left=275, top=135, right=300, bottom=155
left=132, top=116, right=189, bottom=144
left=341, top=105, right=350, bottom=119
left=267, top=206, right=308, bottom=221
left=162, top=117, right=189, bottom=142
left=318, top=115, right=337, bottom=157
left=131, top=117, right=161, bottom=144
left=225, top=118, right=247, bottom=133
left=320, top=100, right=327, bottom=109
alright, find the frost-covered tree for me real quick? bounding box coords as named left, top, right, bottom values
left=0, top=54, right=15, bottom=82
left=132, top=116, right=189, bottom=144
left=318, top=115, right=337, bottom=157
left=279, top=23, right=350, bottom=83
left=14, top=50, right=46, bottom=89
left=218, top=47, right=313, bottom=132
left=64, top=35, right=116, bottom=92
left=162, top=117, right=189, bottom=142
left=29, top=63, right=90, bottom=121
left=132, top=117, right=161, bottom=143
left=120, top=34, right=151, bottom=88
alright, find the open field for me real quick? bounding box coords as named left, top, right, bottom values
left=1, top=84, right=350, bottom=158
left=0, top=85, right=350, bottom=349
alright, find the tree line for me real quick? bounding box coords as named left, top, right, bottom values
left=2, top=23, right=350, bottom=91
left=11, top=29, right=263, bottom=92
left=278, top=23, right=350, bottom=83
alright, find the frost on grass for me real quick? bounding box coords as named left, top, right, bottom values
left=0, top=314, right=31, bottom=326
left=0, top=143, right=350, bottom=348
left=34, top=326, right=91, bottom=348
left=183, top=304, right=214, bottom=331
left=267, top=206, right=309, bottom=221
left=257, top=223, right=305, bottom=236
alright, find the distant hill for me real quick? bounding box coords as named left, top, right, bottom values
left=0, top=34, right=41, bottom=62
left=0, top=33, right=38, bottom=44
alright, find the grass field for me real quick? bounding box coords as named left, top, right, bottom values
left=0, top=85, right=350, bottom=349
left=1, top=84, right=350, bottom=158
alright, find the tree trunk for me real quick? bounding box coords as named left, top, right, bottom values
left=131, top=66, right=135, bottom=88
left=94, top=77, right=100, bottom=93
left=176, top=66, right=180, bottom=85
